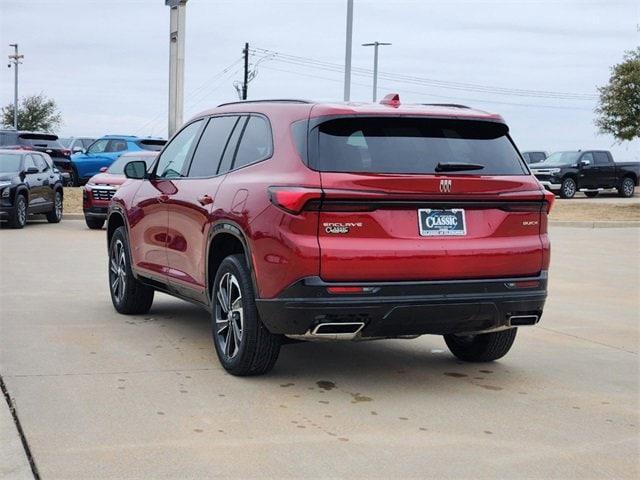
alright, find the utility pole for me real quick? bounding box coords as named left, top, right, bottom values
left=242, top=42, right=249, bottom=100
left=343, top=0, right=354, bottom=101
left=166, top=0, right=188, bottom=137
left=362, top=41, right=391, bottom=102
left=8, top=44, right=23, bottom=129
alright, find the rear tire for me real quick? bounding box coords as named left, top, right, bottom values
left=584, top=191, right=599, bottom=198
left=618, top=177, right=635, bottom=198
left=46, top=190, right=63, bottom=223
left=211, top=254, right=281, bottom=376
left=444, top=328, right=517, bottom=362
left=109, top=226, right=154, bottom=314
left=559, top=177, right=577, bottom=199
left=85, top=216, right=105, bottom=230
left=8, top=194, right=27, bottom=229
left=70, top=167, right=79, bottom=187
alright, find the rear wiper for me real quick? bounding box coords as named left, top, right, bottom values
left=435, top=162, right=485, bottom=172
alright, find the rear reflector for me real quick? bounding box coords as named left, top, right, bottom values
left=326, top=286, right=377, bottom=294
left=268, top=186, right=322, bottom=214
left=505, top=280, right=540, bottom=289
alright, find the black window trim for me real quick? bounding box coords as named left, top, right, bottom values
left=151, top=118, right=206, bottom=179
left=228, top=113, right=274, bottom=173
left=183, top=114, right=243, bottom=180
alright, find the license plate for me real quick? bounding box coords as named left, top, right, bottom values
left=418, top=209, right=466, bottom=236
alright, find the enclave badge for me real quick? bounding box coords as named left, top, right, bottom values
left=439, top=179, right=452, bottom=193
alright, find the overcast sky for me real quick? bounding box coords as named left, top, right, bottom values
left=1, top=0, right=638, bottom=159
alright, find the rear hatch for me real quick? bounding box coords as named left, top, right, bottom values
left=310, top=116, right=549, bottom=282
left=18, top=133, right=70, bottom=162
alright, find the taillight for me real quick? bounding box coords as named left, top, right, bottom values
left=326, top=286, right=378, bottom=294
left=268, top=186, right=322, bottom=214
left=62, top=149, right=71, bottom=157
left=543, top=190, right=555, bottom=214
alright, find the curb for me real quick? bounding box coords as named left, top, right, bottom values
left=550, top=220, right=640, bottom=228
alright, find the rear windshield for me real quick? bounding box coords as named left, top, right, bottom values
left=313, top=117, right=526, bottom=175
left=18, top=133, right=62, bottom=148
left=136, top=139, right=166, bottom=151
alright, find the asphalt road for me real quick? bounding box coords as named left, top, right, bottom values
left=1, top=220, right=638, bottom=479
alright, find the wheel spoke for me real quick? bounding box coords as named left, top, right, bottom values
left=217, top=323, right=229, bottom=335
left=110, top=259, right=118, bottom=274
left=225, top=274, right=232, bottom=311
left=217, top=288, right=228, bottom=313
left=230, top=296, right=242, bottom=311
left=111, top=275, right=119, bottom=293
left=225, top=326, right=234, bottom=357
left=231, top=315, right=242, bottom=342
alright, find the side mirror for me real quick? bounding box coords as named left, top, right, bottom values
left=25, top=167, right=39, bottom=174
left=578, top=160, right=591, bottom=167
left=124, top=160, right=148, bottom=180
left=99, top=166, right=108, bottom=173
left=73, top=147, right=84, bottom=153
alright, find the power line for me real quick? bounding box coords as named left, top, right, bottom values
left=250, top=46, right=597, bottom=101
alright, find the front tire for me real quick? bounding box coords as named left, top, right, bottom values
left=560, top=177, right=577, bottom=199
left=46, top=190, right=63, bottom=223
left=8, top=194, right=27, bottom=229
left=85, top=216, right=105, bottom=230
left=211, top=254, right=281, bottom=376
left=444, top=328, right=517, bottom=362
left=109, top=226, right=154, bottom=314
left=618, top=177, right=635, bottom=198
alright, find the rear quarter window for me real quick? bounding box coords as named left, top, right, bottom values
left=136, top=139, right=167, bottom=151
left=311, top=117, right=527, bottom=175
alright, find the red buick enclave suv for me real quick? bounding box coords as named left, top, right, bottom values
left=106, top=95, right=553, bottom=376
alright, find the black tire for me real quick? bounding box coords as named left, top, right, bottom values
left=8, top=194, right=27, bottom=229
left=211, top=254, right=281, bottom=376
left=46, top=190, right=63, bottom=223
left=69, top=167, right=79, bottom=187
left=618, top=177, right=635, bottom=198
left=85, top=216, right=105, bottom=230
left=559, top=177, right=577, bottom=199
left=108, top=226, right=154, bottom=314
left=584, top=191, right=599, bottom=198
left=444, top=328, right=517, bottom=362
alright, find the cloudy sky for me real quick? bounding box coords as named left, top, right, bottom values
left=1, top=0, right=638, bottom=159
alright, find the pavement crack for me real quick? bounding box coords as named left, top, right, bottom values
left=1, top=374, right=41, bottom=479
left=4, top=367, right=218, bottom=379
left=537, top=326, right=637, bottom=355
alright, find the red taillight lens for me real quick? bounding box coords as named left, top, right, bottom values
left=326, top=286, right=378, bottom=294
left=543, top=190, right=555, bottom=214
left=62, top=149, right=71, bottom=156
left=268, top=186, right=322, bottom=214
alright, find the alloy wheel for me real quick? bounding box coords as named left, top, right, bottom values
left=17, top=198, right=26, bottom=226
left=54, top=193, right=62, bottom=220
left=623, top=178, right=634, bottom=197
left=214, top=272, right=244, bottom=359
left=563, top=179, right=576, bottom=198
left=109, top=239, right=127, bottom=303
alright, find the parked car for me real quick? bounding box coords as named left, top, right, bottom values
left=69, top=135, right=165, bottom=186
left=521, top=151, right=547, bottom=164
left=83, top=151, right=157, bottom=230
left=59, top=137, right=96, bottom=153
left=106, top=96, right=554, bottom=376
left=0, top=149, right=64, bottom=228
left=530, top=150, right=640, bottom=198
left=0, top=129, right=73, bottom=185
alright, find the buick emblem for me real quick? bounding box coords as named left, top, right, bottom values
left=439, top=179, right=452, bottom=193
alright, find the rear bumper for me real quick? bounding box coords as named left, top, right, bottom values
left=256, top=272, right=548, bottom=337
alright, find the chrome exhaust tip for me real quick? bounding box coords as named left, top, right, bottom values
left=286, top=322, right=366, bottom=341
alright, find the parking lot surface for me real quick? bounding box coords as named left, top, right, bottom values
left=1, top=220, right=638, bottom=479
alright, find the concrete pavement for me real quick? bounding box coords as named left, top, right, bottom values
left=0, top=220, right=638, bottom=479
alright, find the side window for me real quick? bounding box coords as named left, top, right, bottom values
left=24, top=154, right=37, bottom=171
left=581, top=152, right=594, bottom=165
left=218, top=116, right=247, bottom=174
left=233, top=116, right=272, bottom=170
left=188, top=116, right=239, bottom=178
left=106, top=139, right=127, bottom=152
left=594, top=152, right=610, bottom=166
left=82, top=139, right=94, bottom=148
left=87, top=139, right=108, bottom=153
left=33, top=154, right=49, bottom=172
left=532, top=152, right=545, bottom=163
left=156, top=120, right=203, bottom=178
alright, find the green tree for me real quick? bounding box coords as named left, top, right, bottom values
left=1, top=93, right=62, bottom=132
left=595, top=48, right=640, bottom=142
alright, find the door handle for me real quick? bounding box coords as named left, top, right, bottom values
left=197, top=194, right=214, bottom=206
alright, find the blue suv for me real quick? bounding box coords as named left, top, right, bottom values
left=69, top=135, right=165, bottom=186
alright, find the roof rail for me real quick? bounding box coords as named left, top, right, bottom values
left=217, top=99, right=312, bottom=107
left=421, top=103, right=470, bottom=109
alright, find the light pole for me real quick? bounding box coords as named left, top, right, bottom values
left=166, top=0, right=188, bottom=137
left=8, top=44, right=23, bottom=129
left=343, top=0, right=354, bottom=101
left=362, top=41, right=391, bottom=102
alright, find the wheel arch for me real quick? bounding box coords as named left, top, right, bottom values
left=106, top=210, right=126, bottom=248
left=206, top=221, right=258, bottom=305
left=622, top=172, right=638, bottom=186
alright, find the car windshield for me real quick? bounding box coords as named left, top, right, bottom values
left=0, top=153, right=21, bottom=172
left=108, top=155, right=154, bottom=174
left=314, top=117, right=527, bottom=175
left=541, top=152, right=580, bottom=166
